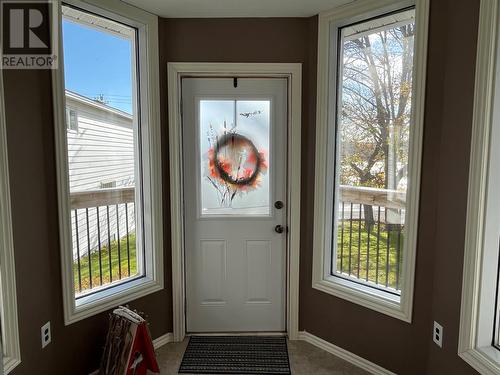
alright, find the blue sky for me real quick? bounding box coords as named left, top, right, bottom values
left=62, top=19, right=133, bottom=114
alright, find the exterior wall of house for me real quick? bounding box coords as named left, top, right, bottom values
left=65, top=92, right=136, bottom=261
left=65, top=92, right=135, bottom=192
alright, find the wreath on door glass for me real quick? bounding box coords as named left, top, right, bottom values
left=206, top=122, right=267, bottom=208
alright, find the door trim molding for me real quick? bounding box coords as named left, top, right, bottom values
left=167, top=62, right=302, bottom=341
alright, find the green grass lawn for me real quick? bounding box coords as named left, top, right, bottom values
left=73, top=223, right=401, bottom=292
left=336, top=221, right=404, bottom=290
left=73, top=233, right=137, bottom=292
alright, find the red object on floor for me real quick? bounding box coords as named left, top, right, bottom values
left=125, top=322, right=160, bottom=375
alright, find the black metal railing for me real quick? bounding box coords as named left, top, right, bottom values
left=335, top=186, right=405, bottom=293
left=70, top=187, right=137, bottom=295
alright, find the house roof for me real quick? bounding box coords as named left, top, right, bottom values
left=65, top=90, right=133, bottom=121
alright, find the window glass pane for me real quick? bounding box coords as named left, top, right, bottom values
left=334, top=9, right=415, bottom=293
left=67, top=108, right=78, bottom=131
left=200, top=99, right=270, bottom=216
left=62, top=5, right=142, bottom=296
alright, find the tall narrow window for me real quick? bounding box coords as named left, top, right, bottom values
left=313, top=0, right=427, bottom=321
left=63, top=5, right=140, bottom=295
left=334, top=10, right=415, bottom=294
left=54, top=0, right=162, bottom=324
left=0, top=72, right=21, bottom=373
left=459, top=0, right=500, bottom=371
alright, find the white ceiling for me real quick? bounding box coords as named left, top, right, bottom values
left=122, top=0, right=354, bottom=18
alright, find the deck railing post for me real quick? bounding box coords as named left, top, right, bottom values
left=335, top=185, right=405, bottom=292
left=70, top=187, right=136, bottom=295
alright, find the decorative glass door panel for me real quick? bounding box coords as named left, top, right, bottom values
left=199, top=99, right=271, bottom=216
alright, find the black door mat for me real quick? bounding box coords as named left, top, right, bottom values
left=178, top=335, right=291, bottom=374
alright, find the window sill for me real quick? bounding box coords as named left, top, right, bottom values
left=460, top=346, right=500, bottom=375
left=4, top=356, right=21, bottom=374
left=65, top=276, right=163, bottom=325
left=312, top=275, right=410, bottom=322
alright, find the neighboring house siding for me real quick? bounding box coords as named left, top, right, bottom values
left=65, top=92, right=136, bottom=260
left=66, top=96, right=135, bottom=192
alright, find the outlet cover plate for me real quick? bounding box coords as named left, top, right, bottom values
left=433, top=321, right=443, bottom=348
left=41, top=321, right=51, bottom=348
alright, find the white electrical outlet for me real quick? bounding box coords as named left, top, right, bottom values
left=41, top=321, right=51, bottom=348
left=433, top=321, right=443, bottom=347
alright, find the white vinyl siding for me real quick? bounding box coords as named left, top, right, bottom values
left=66, top=96, right=134, bottom=192
left=65, top=93, right=136, bottom=261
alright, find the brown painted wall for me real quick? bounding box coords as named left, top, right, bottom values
left=2, top=1, right=484, bottom=373
left=425, top=0, right=481, bottom=373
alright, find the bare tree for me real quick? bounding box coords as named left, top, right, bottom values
left=339, top=23, right=414, bottom=227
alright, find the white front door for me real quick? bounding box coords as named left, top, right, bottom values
left=182, top=77, right=287, bottom=332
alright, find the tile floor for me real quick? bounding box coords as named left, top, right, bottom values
left=155, top=338, right=369, bottom=375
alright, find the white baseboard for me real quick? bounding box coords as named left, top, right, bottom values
left=92, top=330, right=393, bottom=375
left=298, top=331, right=396, bottom=375
left=153, top=332, right=174, bottom=349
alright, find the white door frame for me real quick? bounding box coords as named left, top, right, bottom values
left=167, top=63, right=302, bottom=342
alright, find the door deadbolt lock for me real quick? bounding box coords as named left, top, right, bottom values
left=275, top=225, right=285, bottom=234
left=274, top=201, right=284, bottom=209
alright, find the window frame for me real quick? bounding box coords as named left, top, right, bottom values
left=52, top=0, right=163, bottom=325
left=458, top=0, right=500, bottom=372
left=0, top=73, right=21, bottom=372
left=65, top=107, right=78, bottom=132
left=312, top=0, right=429, bottom=322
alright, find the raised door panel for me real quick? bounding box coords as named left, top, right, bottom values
left=245, top=240, right=271, bottom=304
left=199, top=240, right=227, bottom=305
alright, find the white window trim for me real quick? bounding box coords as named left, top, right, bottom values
left=0, top=74, right=21, bottom=372
left=458, top=0, right=500, bottom=373
left=312, top=0, right=429, bottom=322
left=52, top=0, right=163, bottom=325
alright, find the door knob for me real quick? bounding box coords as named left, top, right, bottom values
left=275, top=225, right=285, bottom=234
left=274, top=200, right=284, bottom=209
